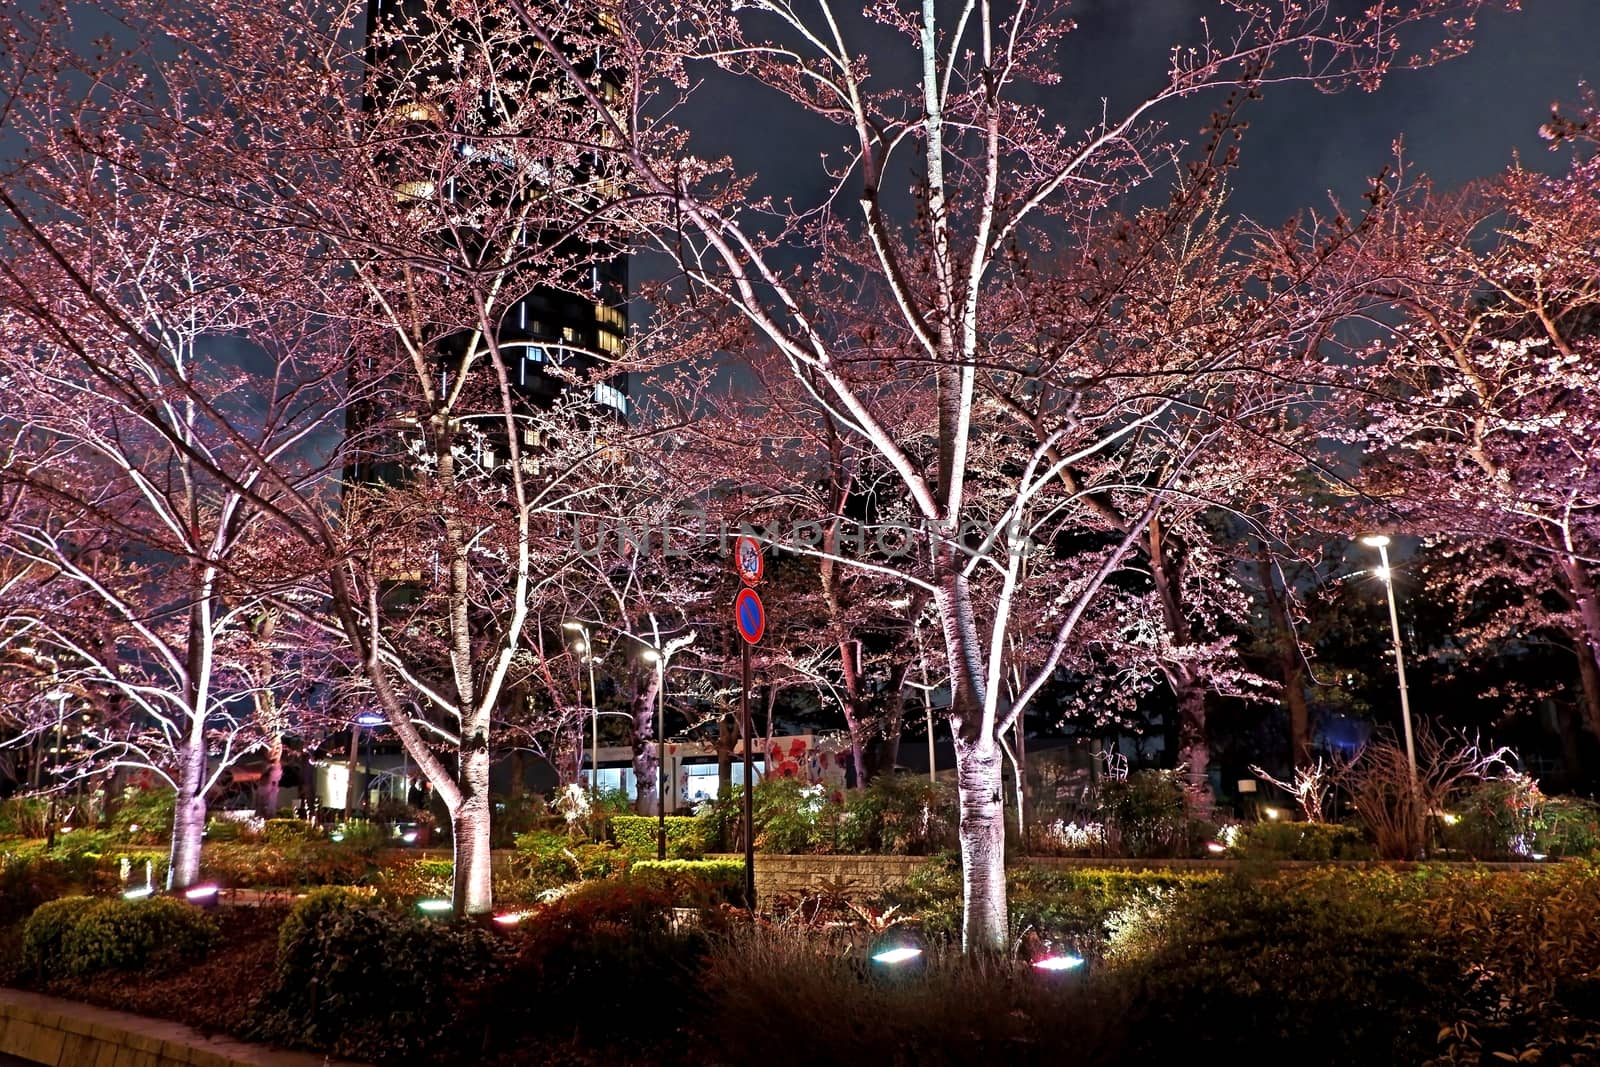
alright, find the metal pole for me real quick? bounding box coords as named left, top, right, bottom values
left=1377, top=542, right=1418, bottom=789
left=656, top=656, right=667, bottom=861
left=741, top=640, right=755, bottom=910
left=588, top=650, right=599, bottom=794
left=915, top=625, right=935, bottom=784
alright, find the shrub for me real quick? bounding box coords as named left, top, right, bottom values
left=630, top=858, right=745, bottom=907
left=61, top=896, right=219, bottom=978
left=1097, top=769, right=1199, bottom=858
left=611, top=814, right=706, bottom=859
left=1008, top=867, right=1216, bottom=962
left=261, top=818, right=314, bottom=845
left=1445, top=777, right=1600, bottom=860
left=110, top=789, right=174, bottom=844
left=23, top=896, right=218, bottom=980
left=249, top=888, right=503, bottom=1062
left=513, top=830, right=628, bottom=890
left=1, top=854, right=107, bottom=926
left=832, top=775, right=956, bottom=855
left=1102, top=871, right=1461, bottom=1062
left=0, top=795, right=50, bottom=838
left=465, top=879, right=705, bottom=1056
left=19, top=896, right=101, bottom=979
left=1232, top=820, right=1373, bottom=861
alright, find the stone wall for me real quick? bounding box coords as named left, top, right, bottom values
left=709, top=853, right=930, bottom=900
left=0, top=988, right=360, bottom=1067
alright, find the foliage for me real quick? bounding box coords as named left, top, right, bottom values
left=0, top=851, right=111, bottom=925
left=630, top=858, right=745, bottom=907
left=1009, top=867, right=1218, bottom=963
left=200, top=838, right=381, bottom=888
left=0, top=796, right=50, bottom=838
left=1232, top=820, right=1374, bottom=861
left=19, top=896, right=101, bottom=979
left=1102, top=872, right=1461, bottom=1062
left=830, top=775, right=957, bottom=856
left=248, top=889, right=504, bottom=1062
left=1444, top=775, right=1600, bottom=860
left=465, top=878, right=707, bottom=1056
left=1096, top=769, right=1205, bottom=858
left=701, top=926, right=1108, bottom=1067
left=261, top=818, right=314, bottom=845
left=23, top=896, right=218, bottom=980
left=610, top=814, right=706, bottom=859
left=490, top=793, right=547, bottom=848
left=514, top=829, right=629, bottom=889
left=106, top=790, right=173, bottom=844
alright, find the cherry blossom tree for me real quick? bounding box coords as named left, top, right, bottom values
left=1354, top=90, right=1600, bottom=740
left=502, top=0, right=1508, bottom=948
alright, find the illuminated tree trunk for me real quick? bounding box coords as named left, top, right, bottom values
left=260, top=733, right=284, bottom=818
left=168, top=734, right=207, bottom=891
left=451, top=736, right=493, bottom=915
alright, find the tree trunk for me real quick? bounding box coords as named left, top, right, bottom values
left=632, top=671, right=661, bottom=815
left=345, top=722, right=362, bottom=814
left=1576, top=633, right=1600, bottom=743
left=1175, top=680, right=1211, bottom=814
left=839, top=639, right=871, bottom=787
left=1258, top=554, right=1312, bottom=769
left=1561, top=558, right=1600, bottom=740
left=451, top=739, right=493, bottom=914
left=507, top=747, right=526, bottom=798
left=716, top=714, right=734, bottom=795
left=167, top=738, right=207, bottom=891
left=952, top=730, right=1006, bottom=952
left=259, top=733, right=283, bottom=817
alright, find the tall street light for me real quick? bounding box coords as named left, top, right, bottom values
left=1360, top=535, right=1418, bottom=789
left=640, top=645, right=668, bottom=860
left=563, top=622, right=600, bottom=793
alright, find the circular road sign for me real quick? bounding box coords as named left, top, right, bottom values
left=734, top=587, right=765, bottom=645
left=734, top=535, right=764, bottom=585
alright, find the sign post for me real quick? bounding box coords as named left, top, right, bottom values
left=733, top=537, right=764, bottom=911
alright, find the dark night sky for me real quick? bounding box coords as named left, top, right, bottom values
left=674, top=0, right=1596, bottom=233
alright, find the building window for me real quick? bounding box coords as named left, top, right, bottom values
left=593, top=383, right=628, bottom=415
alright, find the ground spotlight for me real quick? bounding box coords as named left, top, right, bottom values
left=122, top=885, right=154, bottom=900
left=418, top=899, right=452, bottom=914
left=871, top=946, right=923, bottom=965
left=1032, top=954, right=1084, bottom=972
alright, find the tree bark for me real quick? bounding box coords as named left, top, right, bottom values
left=167, top=736, right=207, bottom=891
left=953, top=731, right=1006, bottom=952
left=259, top=733, right=284, bottom=818
left=1561, top=559, right=1600, bottom=741
left=451, top=736, right=493, bottom=915
left=1175, top=681, right=1211, bottom=810
left=632, top=670, right=661, bottom=814
left=1575, top=631, right=1600, bottom=743
left=1258, top=554, right=1312, bottom=769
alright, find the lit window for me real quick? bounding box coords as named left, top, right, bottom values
left=593, top=383, right=628, bottom=414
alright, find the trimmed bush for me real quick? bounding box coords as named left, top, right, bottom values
left=262, top=818, right=314, bottom=845
left=611, top=815, right=705, bottom=859
left=20, top=896, right=101, bottom=978
left=249, top=888, right=503, bottom=1062
left=631, top=858, right=745, bottom=906
left=23, top=896, right=218, bottom=980
left=513, top=830, right=628, bottom=889
left=463, top=879, right=706, bottom=1057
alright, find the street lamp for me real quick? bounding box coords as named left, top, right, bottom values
left=1359, top=534, right=1418, bottom=789
left=563, top=622, right=600, bottom=793
left=640, top=645, right=668, bottom=860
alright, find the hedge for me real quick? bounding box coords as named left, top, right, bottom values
left=611, top=815, right=706, bottom=859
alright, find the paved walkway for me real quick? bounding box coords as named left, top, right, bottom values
left=0, top=987, right=365, bottom=1066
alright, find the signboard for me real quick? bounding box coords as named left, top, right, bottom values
left=734, top=587, right=765, bottom=645
left=734, top=535, right=764, bottom=586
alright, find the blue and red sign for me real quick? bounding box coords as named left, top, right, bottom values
left=734, top=587, right=765, bottom=645
left=735, top=535, right=764, bottom=586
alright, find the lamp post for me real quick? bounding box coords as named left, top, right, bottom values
left=44, top=690, right=68, bottom=850
left=1360, top=535, right=1418, bottom=789
left=641, top=646, right=669, bottom=860
left=564, top=622, right=600, bottom=792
